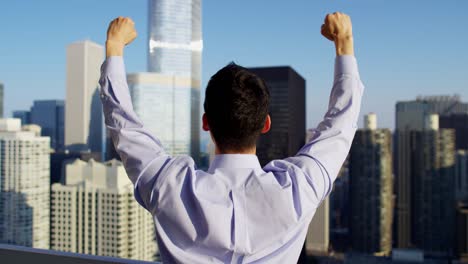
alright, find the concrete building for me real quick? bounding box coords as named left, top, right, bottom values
left=410, top=116, right=455, bottom=256
left=249, top=66, right=306, bottom=166
left=126, top=73, right=200, bottom=159
left=131, top=0, right=202, bottom=162
left=0, top=119, right=50, bottom=249
left=394, top=95, right=468, bottom=248
left=349, top=114, right=393, bottom=255
left=65, top=41, right=104, bottom=154
left=305, top=128, right=330, bottom=255
left=51, top=159, right=157, bottom=261
left=30, top=100, right=65, bottom=151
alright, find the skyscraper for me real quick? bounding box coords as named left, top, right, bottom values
left=0, top=119, right=50, bottom=249
left=456, top=150, right=468, bottom=201
left=12, top=110, right=31, bottom=125
left=349, top=113, right=393, bottom=255
left=65, top=41, right=104, bottom=154
left=51, top=159, right=157, bottom=261
left=410, top=115, right=455, bottom=256
left=248, top=66, right=306, bottom=166
left=148, top=0, right=202, bottom=79
left=30, top=100, right=65, bottom=151
left=440, top=113, right=468, bottom=150
left=305, top=198, right=330, bottom=255
left=304, top=128, right=329, bottom=255
left=121, top=0, right=202, bottom=160
left=127, top=72, right=200, bottom=158
left=395, top=95, right=468, bottom=248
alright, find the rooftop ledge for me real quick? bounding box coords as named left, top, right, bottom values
left=0, top=243, right=160, bottom=264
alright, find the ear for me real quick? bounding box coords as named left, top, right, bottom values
left=261, top=114, right=271, bottom=134
left=202, top=113, right=210, bottom=131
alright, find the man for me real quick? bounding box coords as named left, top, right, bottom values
left=100, top=12, right=363, bottom=264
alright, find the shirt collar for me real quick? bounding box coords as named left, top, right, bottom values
left=208, top=154, right=262, bottom=173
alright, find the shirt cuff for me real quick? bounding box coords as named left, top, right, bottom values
left=334, top=55, right=359, bottom=78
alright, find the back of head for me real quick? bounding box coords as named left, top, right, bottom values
left=204, top=62, right=270, bottom=153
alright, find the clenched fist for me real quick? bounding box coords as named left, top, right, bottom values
left=106, top=17, right=138, bottom=57
left=321, top=12, right=354, bottom=56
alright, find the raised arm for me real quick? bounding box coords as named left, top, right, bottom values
left=285, top=13, right=364, bottom=203
left=100, top=17, right=172, bottom=209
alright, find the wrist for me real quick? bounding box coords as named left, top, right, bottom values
left=106, top=40, right=125, bottom=57
left=334, top=36, right=354, bottom=56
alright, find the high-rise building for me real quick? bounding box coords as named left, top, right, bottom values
left=440, top=113, right=468, bottom=150
left=248, top=66, right=306, bottom=166
left=51, top=159, right=157, bottom=261
left=0, top=119, right=50, bottom=249
left=304, top=129, right=330, bottom=255
left=0, top=82, right=4, bottom=117
left=456, top=150, right=468, bottom=201
left=12, top=110, right=31, bottom=125
left=410, top=119, right=455, bottom=256
left=65, top=41, right=104, bottom=154
left=30, top=100, right=65, bottom=151
left=305, top=198, right=330, bottom=255
left=457, top=202, right=468, bottom=261
left=127, top=73, right=200, bottom=159
left=349, top=113, right=393, bottom=255
left=123, top=0, right=202, bottom=160
left=395, top=95, right=468, bottom=248
left=148, top=0, right=202, bottom=79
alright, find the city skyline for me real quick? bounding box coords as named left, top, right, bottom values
left=1, top=0, right=467, bottom=130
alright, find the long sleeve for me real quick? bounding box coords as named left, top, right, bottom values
left=285, top=55, right=364, bottom=203
left=99, top=56, right=173, bottom=210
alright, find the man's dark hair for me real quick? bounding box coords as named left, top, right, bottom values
left=204, top=62, right=270, bottom=152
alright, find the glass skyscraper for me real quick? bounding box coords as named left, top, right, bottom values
left=122, top=0, right=202, bottom=160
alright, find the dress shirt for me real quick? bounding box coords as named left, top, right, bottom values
left=99, top=55, right=364, bottom=264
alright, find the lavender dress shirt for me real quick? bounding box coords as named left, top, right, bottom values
left=99, top=55, right=364, bottom=263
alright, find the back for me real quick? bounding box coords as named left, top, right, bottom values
left=99, top=55, right=363, bottom=263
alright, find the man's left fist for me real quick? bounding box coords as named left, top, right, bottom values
left=107, top=17, right=137, bottom=47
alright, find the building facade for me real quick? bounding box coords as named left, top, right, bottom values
left=395, top=95, right=468, bottom=248
left=65, top=41, right=104, bottom=154
left=51, top=159, right=157, bottom=261
left=349, top=114, right=393, bottom=255
left=30, top=100, right=65, bottom=151
left=249, top=66, right=306, bottom=166
left=127, top=72, right=200, bottom=159
left=440, top=113, right=468, bottom=150
left=410, top=126, right=455, bottom=256
left=456, top=150, right=468, bottom=201
left=0, top=119, right=50, bottom=249
left=122, top=0, right=203, bottom=161
left=12, top=110, right=31, bottom=125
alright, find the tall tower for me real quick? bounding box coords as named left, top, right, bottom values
left=394, top=95, right=468, bottom=248
left=410, top=115, right=455, bottom=256
left=349, top=114, right=393, bottom=255
left=65, top=41, right=104, bottom=154
left=124, top=0, right=202, bottom=160
left=248, top=66, right=306, bottom=166
left=0, top=119, right=50, bottom=249
left=51, top=159, right=157, bottom=261
left=30, top=100, right=65, bottom=151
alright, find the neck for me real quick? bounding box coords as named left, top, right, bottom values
left=215, top=146, right=256, bottom=155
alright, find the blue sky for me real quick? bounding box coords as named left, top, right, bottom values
left=1, top=0, right=467, bottom=130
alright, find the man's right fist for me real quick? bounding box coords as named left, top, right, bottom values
left=106, top=17, right=137, bottom=57
left=321, top=12, right=354, bottom=56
